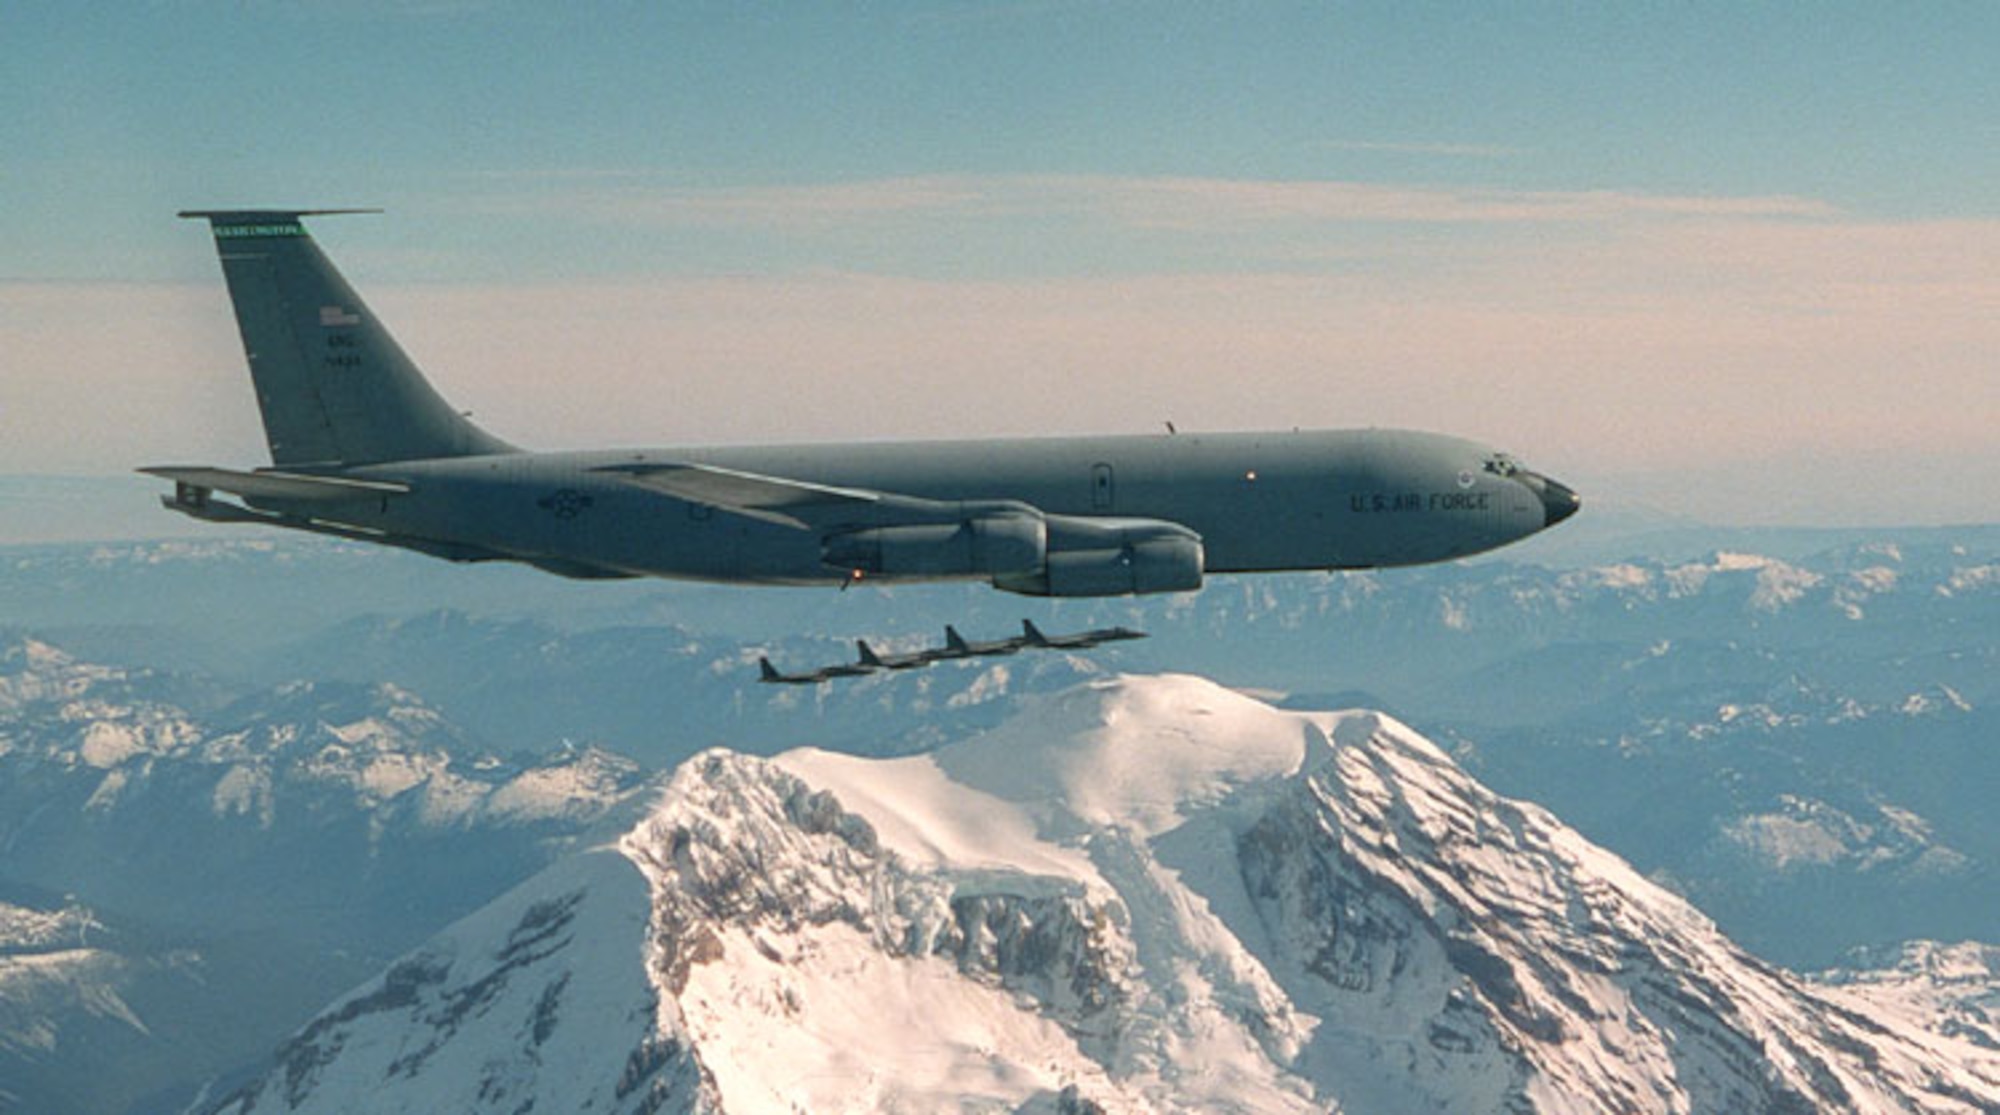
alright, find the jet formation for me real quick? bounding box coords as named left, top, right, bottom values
left=759, top=620, right=1144, bottom=684
left=147, top=210, right=1579, bottom=603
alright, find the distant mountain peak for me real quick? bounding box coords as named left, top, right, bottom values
left=8, top=637, right=74, bottom=670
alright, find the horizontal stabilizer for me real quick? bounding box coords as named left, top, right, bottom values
left=178, top=208, right=383, bottom=222
left=140, top=465, right=410, bottom=503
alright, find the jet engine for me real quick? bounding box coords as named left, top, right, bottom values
left=821, top=512, right=1202, bottom=597
left=993, top=516, right=1204, bottom=597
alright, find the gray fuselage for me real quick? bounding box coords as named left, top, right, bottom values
left=315, top=427, right=1571, bottom=586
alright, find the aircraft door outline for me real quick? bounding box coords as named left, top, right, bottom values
left=1091, top=462, right=1114, bottom=511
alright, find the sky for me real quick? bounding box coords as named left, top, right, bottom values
left=4, top=1, right=1997, bottom=536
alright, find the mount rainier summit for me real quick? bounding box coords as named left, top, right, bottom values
left=202, top=674, right=2000, bottom=1114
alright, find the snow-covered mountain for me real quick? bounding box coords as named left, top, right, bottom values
left=0, top=892, right=255, bottom=1115
left=0, top=637, right=649, bottom=938
left=0, top=636, right=656, bottom=1115
left=1, top=898, right=146, bottom=1100
left=207, top=675, right=2000, bottom=1114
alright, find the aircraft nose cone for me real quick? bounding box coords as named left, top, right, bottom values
left=1539, top=476, right=1581, bottom=527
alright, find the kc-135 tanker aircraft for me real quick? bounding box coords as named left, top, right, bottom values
left=146, top=210, right=1579, bottom=602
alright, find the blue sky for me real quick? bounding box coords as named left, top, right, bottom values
left=4, top=2, right=1997, bottom=531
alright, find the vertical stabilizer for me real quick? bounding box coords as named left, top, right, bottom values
left=180, top=210, right=513, bottom=467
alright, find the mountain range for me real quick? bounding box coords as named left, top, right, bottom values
left=0, top=523, right=1994, bottom=1111
left=15, top=529, right=1994, bottom=966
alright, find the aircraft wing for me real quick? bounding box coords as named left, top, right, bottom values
left=592, top=461, right=885, bottom=529
left=140, top=466, right=411, bottom=502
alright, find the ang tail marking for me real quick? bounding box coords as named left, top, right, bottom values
left=177, top=209, right=512, bottom=468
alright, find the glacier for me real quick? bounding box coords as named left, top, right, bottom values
left=203, top=674, right=2000, bottom=1114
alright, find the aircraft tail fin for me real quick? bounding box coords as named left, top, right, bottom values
left=856, top=640, right=886, bottom=668
left=1020, top=619, right=1051, bottom=646
left=179, top=210, right=513, bottom=467
left=758, top=657, right=782, bottom=683
left=944, top=625, right=970, bottom=652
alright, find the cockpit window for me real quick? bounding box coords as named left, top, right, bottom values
left=1483, top=453, right=1520, bottom=478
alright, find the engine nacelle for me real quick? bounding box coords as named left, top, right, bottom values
left=822, top=514, right=1046, bottom=578
left=993, top=516, right=1204, bottom=597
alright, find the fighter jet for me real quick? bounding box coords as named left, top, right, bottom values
left=856, top=639, right=931, bottom=671
left=1020, top=618, right=1147, bottom=650
left=145, top=211, right=1580, bottom=596
left=932, top=624, right=1026, bottom=659
left=757, top=656, right=875, bottom=685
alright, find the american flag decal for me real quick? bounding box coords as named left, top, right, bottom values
left=319, top=305, right=361, bottom=327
